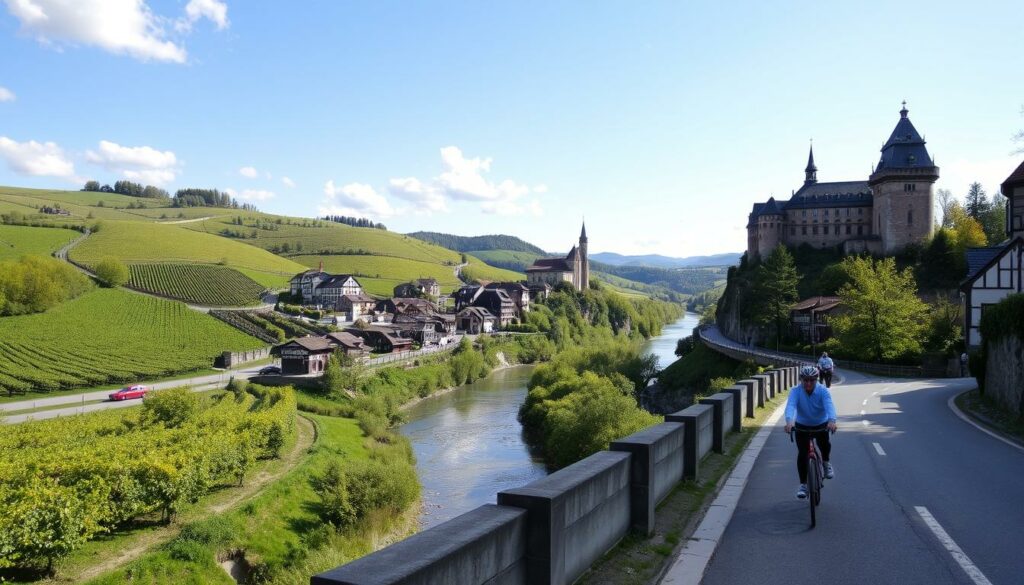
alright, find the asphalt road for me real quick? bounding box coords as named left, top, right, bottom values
left=0, top=365, right=267, bottom=424
left=698, top=369, right=1023, bottom=585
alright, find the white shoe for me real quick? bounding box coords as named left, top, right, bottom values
left=796, top=484, right=807, bottom=499
left=824, top=463, right=834, bottom=479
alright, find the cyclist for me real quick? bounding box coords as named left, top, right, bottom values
left=784, top=365, right=838, bottom=499
left=817, top=352, right=835, bottom=388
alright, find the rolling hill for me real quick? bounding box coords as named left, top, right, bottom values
left=590, top=251, right=741, bottom=268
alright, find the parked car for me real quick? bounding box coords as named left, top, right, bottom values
left=258, top=365, right=282, bottom=376
left=109, top=385, right=148, bottom=401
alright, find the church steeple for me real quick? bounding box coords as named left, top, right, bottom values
left=804, top=142, right=818, bottom=185
left=580, top=221, right=588, bottom=244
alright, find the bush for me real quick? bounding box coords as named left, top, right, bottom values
left=141, top=387, right=200, bottom=428
left=177, top=516, right=236, bottom=547
left=312, top=458, right=420, bottom=529
left=166, top=539, right=212, bottom=563
left=94, top=257, right=129, bottom=287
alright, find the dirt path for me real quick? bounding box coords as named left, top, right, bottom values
left=159, top=216, right=213, bottom=224
left=71, top=415, right=317, bottom=583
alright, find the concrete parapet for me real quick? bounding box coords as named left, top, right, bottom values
left=310, top=504, right=528, bottom=585
left=735, top=379, right=757, bottom=418
left=497, top=451, right=632, bottom=585
left=752, top=374, right=772, bottom=406
left=699, top=392, right=734, bottom=453
left=721, top=385, right=744, bottom=431
left=609, top=422, right=686, bottom=536
left=665, top=404, right=714, bottom=480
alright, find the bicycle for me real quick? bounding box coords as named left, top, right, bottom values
left=789, top=427, right=834, bottom=528
left=820, top=368, right=833, bottom=388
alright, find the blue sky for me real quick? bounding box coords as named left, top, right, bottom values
left=1, top=0, right=1023, bottom=256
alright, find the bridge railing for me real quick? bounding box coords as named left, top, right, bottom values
left=311, top=365, right=798, bottom=585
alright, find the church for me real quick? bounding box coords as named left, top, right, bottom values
left=746, top=104, right=938, bottom=258
left=525, top=222, right=590, bottom=291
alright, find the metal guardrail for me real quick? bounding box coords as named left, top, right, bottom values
left=696, top=326, right=925, bottom=378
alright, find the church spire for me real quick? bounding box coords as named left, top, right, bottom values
left=804, top=141, right=818, bottom=185
left=580, top=220, right=588, bottom=243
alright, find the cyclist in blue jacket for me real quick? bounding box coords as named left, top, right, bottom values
left=784, top=365, right=838, bottom=499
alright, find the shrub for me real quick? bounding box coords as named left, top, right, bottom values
left=94, top=257, right=129, bottom=287
left=141, top=387, right=200, bottom=428
left=166, top=539, right=211, bottom=563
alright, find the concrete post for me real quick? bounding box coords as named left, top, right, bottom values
left=722, top=385, right=745, bottom=431
left=753, top=374, right=771, bottom=407
left=699, top=393, right=735, bottom=453
left=609, top=422, right=685, bottom=536
left=666, top=404, right=714, bottom=480
left=736, top=379, right=757, bottom=417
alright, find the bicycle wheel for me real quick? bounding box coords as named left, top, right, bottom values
left=808, top=458, right=818, bottom=528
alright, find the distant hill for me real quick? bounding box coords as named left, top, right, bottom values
left=408, top=231, right=546, bottom=255
left=590, top=252, right=741, bottom=268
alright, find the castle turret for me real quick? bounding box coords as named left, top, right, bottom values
left=805, top=144, right=818, bottom=185
left=868, top=102, right=939, bottom=254
left=579, top=222, right=589, bottom=290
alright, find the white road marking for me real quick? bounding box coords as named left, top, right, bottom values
left=872, top=442, right=886, bottom=456
left=915, top=506, right=993, bottom=585
left=872, top=391, right=878, bottom=397
left=862, top=399, right=868, bottom=406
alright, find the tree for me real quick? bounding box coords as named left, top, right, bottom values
left=82, top=180, right=100, bottom=192
left=979, top=201, right=1007, bottom=244
left=141, top=387, right=200, bottom=427
left=919, top=228, right=963, bottom=288
left=93, top=257, right=129, bottom=287
left=320, top=353, right=344, bottom=396
left=947, top=202, right=988, bottom=259
left=832, top=257, right=929, bottom=363
left=964, top=182, right=991, bottom=220
left=936, top=188, right=955, bottom=227
left=752, top=245, right=800, bottom=350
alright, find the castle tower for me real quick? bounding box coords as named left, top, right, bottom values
left=805, top=144, right=818, bottom=185
left=868, top=102, right=938, bottom=254
left=579, top=221, right=589, bottom=290
left=756, top=197, right=785, bottom=258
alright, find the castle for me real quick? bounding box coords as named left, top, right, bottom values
left=747, top=103, right=938, bottom=258
left=525, top=222, right=590, bottom=291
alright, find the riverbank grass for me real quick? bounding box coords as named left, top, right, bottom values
left=579, top=391, right=787, bottom=585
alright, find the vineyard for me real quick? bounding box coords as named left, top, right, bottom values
left=0, top=386, right=296, bottom=573
left=0, top=289, right=265, bottom=395
left=128, top=263, right=267, bottom=306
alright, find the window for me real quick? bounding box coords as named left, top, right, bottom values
left=846, top=224, right=851, bottom=235
left=857, top=225, right=863, bottom=235
left=802, top=226, right=807, bottom=235
left=907, top=208, right=913, bottom=225
left=813, top=209, right=819, bottom=218
left=904, top=183, right=917, bottom=192
left=812, top=226, right=818, bottom=235
left=858, top=208, right=863, bottom=215
left=791, top=227, right=796, bottom=236
left=802, top=210, right=807, bottom=217
left=845, top=208, right=850, bottom=216
left=834, top=209, right=839, bottom=216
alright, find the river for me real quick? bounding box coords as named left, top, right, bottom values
left=400, top=312, right=699, bottom=529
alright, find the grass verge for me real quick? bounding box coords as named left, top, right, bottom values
left=954, top=389, right=1024, bottom=446
left=579, top=391, right=786, bottom=585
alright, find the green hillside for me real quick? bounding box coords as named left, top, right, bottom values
left=409, top=231, right=546, bottom=254
left=0, top=224, right=78, bottom=260
left=292, top=254, right=463, bottom=297
left=466, top=249, right=542, bottom=272
left=128, top=263, right=268, bottom=306
left=71, top=220, right=306, bottom=278
left=0, top=289, right=263, bottom=395
left=462, top=254, right=525, bottom=283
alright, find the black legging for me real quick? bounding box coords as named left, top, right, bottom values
left=795, top=422, right=831, bottom=483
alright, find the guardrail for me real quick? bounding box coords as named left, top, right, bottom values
left=311, top=366, right=797, bottom=585
left=696, top=325, right=925, bottom=378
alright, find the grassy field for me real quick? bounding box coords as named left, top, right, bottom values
left=128, top=263, right=267, bottom=306
left=0, top=289, right=264, bottom=395
left=0, top=224, right=78, bottom=260
left=292, top=254, right=462, bottom=296
left=461, top=254, right=525, bottom=283
left=71, top=220, right=306, bottom=275
left=464, top=249, right=541, bottom=271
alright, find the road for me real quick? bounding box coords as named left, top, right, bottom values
left=1, top=364, right=268, bottom=424
left=696, top=368, right=1023, bottom=585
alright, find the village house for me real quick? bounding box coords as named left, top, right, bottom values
left=392, top=313, right=454, bottom=345
left=344, top=326, right=414, bottom=353
left=456, top=306, right=498, bottom=334
left=325, top=331, right=370, bottom=357
left=338, top=293, right=377, bottom=320
left=289, top=267, right=364, bottom=306
left=271, top=336, right=334, bottom=375
left=485, top=282, right=530, bottom=314
left=376, top=297, right=438, bottom=317
left=790, top=296, right=843, bottom=344
left=526, top=223, right=590, bottom=291
left=960, top=158, right=1024, bottom=348
left=746, top=104, right=938, bottom=258
left=393, top=279, right=441, bottom=298
left=472, top=288, right=518, bottom=327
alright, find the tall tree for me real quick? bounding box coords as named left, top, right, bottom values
left=753, top=245, right=800, bottom=350
left=832, top=257, right=928, bottom=362
left=935, top=188, right=955, bottom=227
left=964, top=182, right=990, bottom=220
left=979, top=201, right=1007, bottom=244
left=947, top=202, right=988, bottom=256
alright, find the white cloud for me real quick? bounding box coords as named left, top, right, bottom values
left=85, top=140, right=179, bottom=185
left=5, top=0, right=188, bottom=62
left=0, top=86, right=14, bottom=102
left=237, top=189, right=275, bottom=201
left=0, top=135, right=77, bottom=180
left=533, top=184, right=549, bottom=194
left=321, top=180, right=397, bottom=219
left=281, top=176, right=296, bottom=188
left=183, top=0, right=228, bottom=30
left=238, top=165, right=258, bottom=178
left=387, top=176, right=448, bottom=213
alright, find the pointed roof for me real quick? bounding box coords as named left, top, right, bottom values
left=875, top=102, right=934, bottom=171
left=761, top=196, right=783, bottom=216
left=805, top=145, right=818, bottom=173
left=566, top=245, right=578, bottom=261
left=1001, top=158, right=1024, bottom=195
left=580, top=221, right=588, bottom=243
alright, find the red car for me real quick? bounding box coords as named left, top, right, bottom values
left=109, top=385, right=149, bottom=401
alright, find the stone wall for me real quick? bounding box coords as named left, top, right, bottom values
left=984, top=334, right=1024, bottom=417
